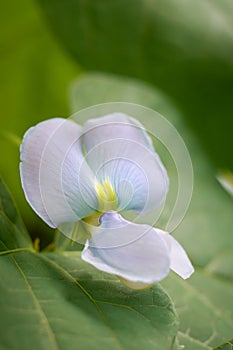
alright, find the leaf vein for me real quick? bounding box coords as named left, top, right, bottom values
left=40, top=254, right=125, bottom=350
left=8, top=251, right=60, bottom=350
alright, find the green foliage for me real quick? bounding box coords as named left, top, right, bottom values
left=38, top=0, right=233, bottom=170
left=70, top=73, right=233, bottom=349
left=214, top=340, right=233, bottom=350
left=0, top=0, right=80, bottom=236
left=0, top=180, right=178, bottom=350
left=1, top=1, right=233, bottom=348
left=0, top=179, right=32, bottom=251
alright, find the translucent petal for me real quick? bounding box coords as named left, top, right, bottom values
left=20, top=118, right=97, bottom=228
left=117, top=277, right=153, bottom=290
left=157, top=229, right=194, bottom=279
left=82, top=212, right=170, bottom=284
left=83, top=113, right=169, bottom=213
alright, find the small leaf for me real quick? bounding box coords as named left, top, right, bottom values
left=0, top=179, right=32, bottom=251
left=217, top=170, right=233, bottom=197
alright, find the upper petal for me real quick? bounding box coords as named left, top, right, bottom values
left=81, top=211, right=170, bottom=284
left=83, top=113, right=169, bottom=213
left=157, top=229, right=194, bottom=279
left=20, top=118, right=98, bottom=228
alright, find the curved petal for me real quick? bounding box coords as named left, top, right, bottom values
left=83, top=113, right=154, bottom=152
left=20, top=118, right=98, bottom=228
left=81, top=212, right=170, bottom=284
left=83, top=113, right=169, bottom=213
left=157, top=229, right=194, bottom=279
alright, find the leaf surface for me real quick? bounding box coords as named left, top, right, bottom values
left=0, top=180, right=178, bottom=350
left=69, top=72, right=233, bottom=349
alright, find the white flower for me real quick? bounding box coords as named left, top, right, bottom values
left=20, top=113, right=194, bottom=289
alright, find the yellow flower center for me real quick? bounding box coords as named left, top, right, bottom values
left=82, top=178, right=118, bottom=229
left=95, top=178, right=118, bottom=212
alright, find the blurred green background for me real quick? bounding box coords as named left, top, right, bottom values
left=0, top=0, right=80, bottom=243
left=1, top=2, right=233, bottom=349
left=0, top=0, right=233, bottom=239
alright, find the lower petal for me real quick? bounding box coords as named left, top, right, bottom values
left=81, top=212, right=170, bottom=285
left=157, top=229, right=194, bottom=279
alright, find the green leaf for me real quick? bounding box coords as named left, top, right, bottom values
left=0, top=181, right=178, bottom=349
left=163, top=271, right=233, bottom=350
left=37, top=0, right=233, bottom=170
left=69, top=72, right=233, bottom=349
left=0, top=179, right=32, bottom=252
left=214, top=339, right=233, bottom=350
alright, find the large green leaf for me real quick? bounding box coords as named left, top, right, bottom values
left=69, top=72, right=233, bottom=349
left=0, top=180, right=178, bottom=349
left=37, top=0, right=233, bottom=170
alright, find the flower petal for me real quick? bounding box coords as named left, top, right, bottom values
left=157, top=229, right=194, bottom=279
left=81, top=211, right=170, bottom=284
left=117, top=277, right=153, bottom=290
left=84, top=113, right=154, bottom=152
left=20, top=118, right=97, bottom=228
left=83, top=113, right=169, bottom=213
